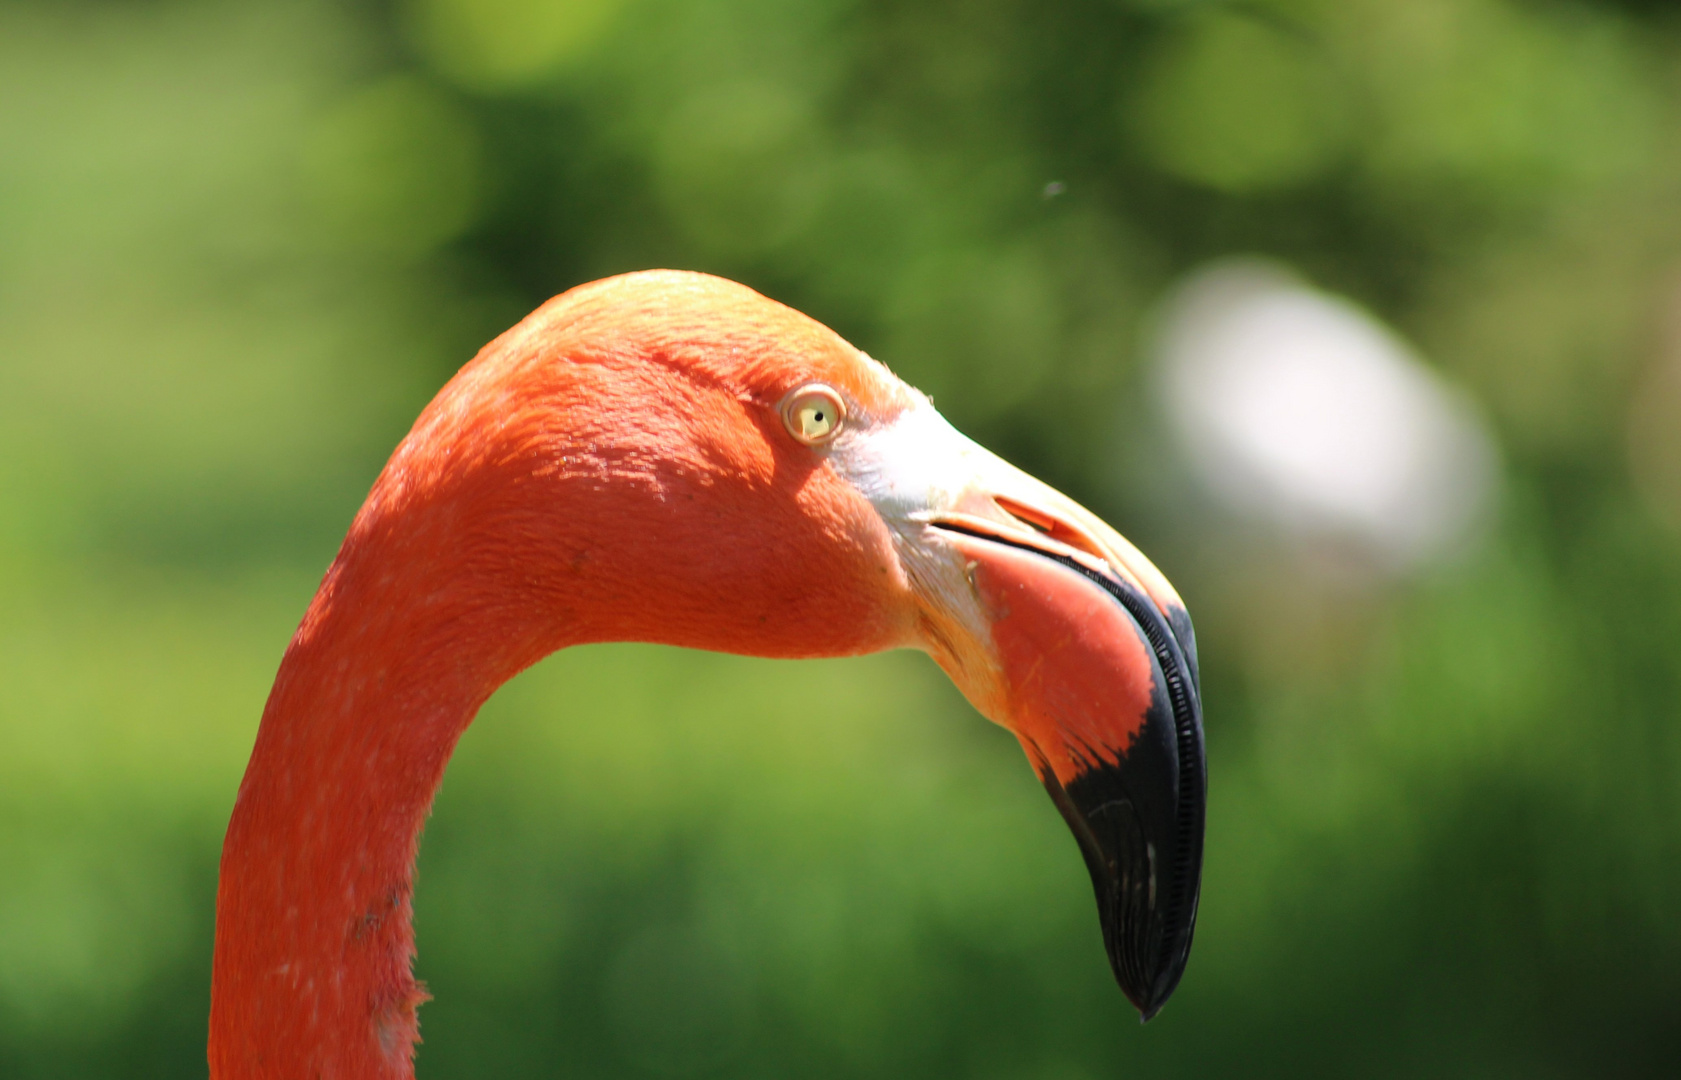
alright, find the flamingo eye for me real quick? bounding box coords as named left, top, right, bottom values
left=781, top=385, right=846, bottom=446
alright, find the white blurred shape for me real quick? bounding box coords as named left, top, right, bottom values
left=1156, top=260, right=1497, bottom=570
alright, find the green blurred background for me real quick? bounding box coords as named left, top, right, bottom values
left=4, top=0, right=1681, bottom=1076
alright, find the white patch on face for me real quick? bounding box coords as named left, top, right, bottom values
left=829, top=398, right=1002, bottom=695
left=832, top=397, right=989, bottom=525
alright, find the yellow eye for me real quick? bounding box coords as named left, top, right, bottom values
left=781, top=384, right=846, bottom=446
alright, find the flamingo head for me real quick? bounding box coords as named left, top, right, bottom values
left=398, top=270, right=1206, bottom=1019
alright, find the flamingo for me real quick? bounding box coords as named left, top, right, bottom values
left=208, top=270, right=1206, bottom=1079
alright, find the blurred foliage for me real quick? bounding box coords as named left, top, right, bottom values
left=2, top=0, right=1680, bottom=1077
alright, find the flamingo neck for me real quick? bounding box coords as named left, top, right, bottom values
left=208, top=508, right=550, bottom=1080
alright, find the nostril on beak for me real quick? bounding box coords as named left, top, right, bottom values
left=993, top=496, right=1110, bottom=563
left=999, top=504, right=1051, bottom=534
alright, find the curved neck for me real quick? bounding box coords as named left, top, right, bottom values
left=208, top=513, right=544, bottom=1080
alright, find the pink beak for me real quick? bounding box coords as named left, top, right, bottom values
left=915, top=475, right=1205, bottom=1019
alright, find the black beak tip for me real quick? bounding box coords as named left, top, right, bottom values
left=1047, top=749, right=1204, bottom=1022
left=1115, top=940, right=1192, bottom=1023
left=1102, top=887, right=1196, bottom=1022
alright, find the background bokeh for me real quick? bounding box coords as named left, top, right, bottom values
left=3, top=0, right=1680, bottom=1076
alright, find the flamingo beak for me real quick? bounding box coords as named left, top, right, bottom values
left=931, top=508, right=1204, bottom=1021
left=850, top=406, right=1205, bottom=1020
